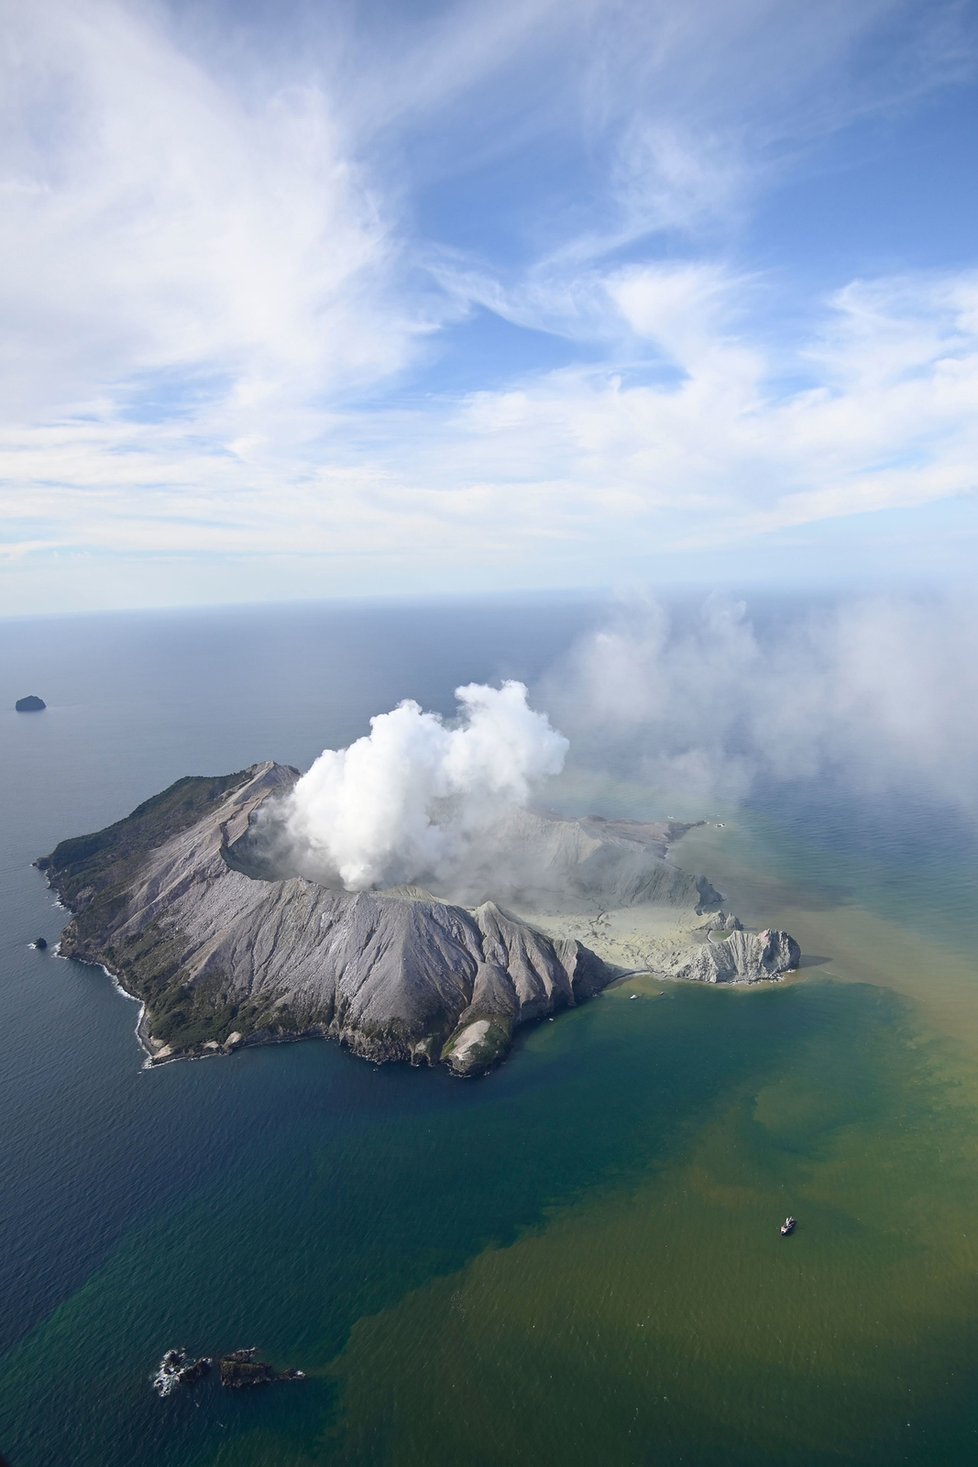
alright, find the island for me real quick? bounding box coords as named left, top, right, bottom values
left=37, top=763, right=800, bottom=1077
left=15, top=695, right=46, bottom=712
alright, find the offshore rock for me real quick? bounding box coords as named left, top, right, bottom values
left=152, top=1344, right=303, bottom=1396
left=217, top=1347, right=305, bottom=1389
left=153, top=1348, right=211, bottom=1397
left=15, top=694, right=46, bottom=712
left=665, top=926, right=800, bottom=984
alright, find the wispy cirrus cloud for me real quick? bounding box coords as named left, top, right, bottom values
left=1, top=0, right=426, bottom=427
left=3, top=260, right=978, bottom=586
left=1, top=0, right=977, bottom=610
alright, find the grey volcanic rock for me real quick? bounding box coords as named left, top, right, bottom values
left=37, top=760, right=801, bottom=1075
left=235, top=800, right=722, bottom=914
left=664, top=926, right=800, bottom=984
left=470, top=808, right=722, bottom=913
left=15, top=694, right=46, bottom=711
left=38, top=763, right=612, bottom=1076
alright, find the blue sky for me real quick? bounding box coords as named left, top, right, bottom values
left=2, top=0, right=977, bottom=613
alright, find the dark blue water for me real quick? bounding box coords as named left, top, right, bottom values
left=0, top=598, right=600, bottom=1461
left=2, top=598, right=977, bottom=1467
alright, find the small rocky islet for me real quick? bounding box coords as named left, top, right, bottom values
left=36, top=762, right=800, bottom=1077
left=153, top=1345, right=304, bottom=1398
left=15, top=694, right=46, bottom=712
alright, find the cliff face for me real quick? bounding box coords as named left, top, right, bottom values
left=663, top=925, right=802, bottom=984
left=38, top=764, right=611, bottom=1076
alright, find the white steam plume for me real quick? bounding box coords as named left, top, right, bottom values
left=272, top=680, right=568, bottom=890
left=544, top=593, right=978, bottom=817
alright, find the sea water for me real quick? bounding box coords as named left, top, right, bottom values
left=1, top=598, right=977, bottom=1467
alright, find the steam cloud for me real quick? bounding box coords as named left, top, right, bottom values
left=273, top=680, right=568, bottom=891
left=544, top=592, right=978, bottom=817
left=259, top=592, right=976, bottom=905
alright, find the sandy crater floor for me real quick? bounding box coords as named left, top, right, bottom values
left=516, top=900, right=711, bottom=977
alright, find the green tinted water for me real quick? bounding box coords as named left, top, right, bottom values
left=322, top=801, right=978, bottom=1467
left=8, top=931, right=978, bottom=1464
left=326, top=989, right=978, bottom=1466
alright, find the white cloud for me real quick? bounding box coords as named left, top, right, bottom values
left=605, top=261, right=751, bottom=368
left=610, top=123, right=749, bottom=238
left=1, top=0, right=977, bottom=611
left=3, top=256, right=977, bottom=581
left=0, top=0, right=423, bottom=431
left=543, top=592, right=978, bottom=817
left=410, top=266, right=978, bottom=551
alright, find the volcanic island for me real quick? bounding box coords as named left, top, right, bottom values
left=37, top=762, right=799, bottom=1077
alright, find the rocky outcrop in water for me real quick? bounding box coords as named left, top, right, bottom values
left=153, top=1348, right=211, bottom=1397
left=15, top=694, right=46, bottom=712
left=152, top=1345, right=303, bottom=1396
left=664, top=925, right=800, bottom=984
left=218, top=1347, right=305, bottom=1389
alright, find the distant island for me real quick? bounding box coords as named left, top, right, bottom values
left=37, top=763, right=799, bottom=1076
left=15, top=694, right=46, bottom=712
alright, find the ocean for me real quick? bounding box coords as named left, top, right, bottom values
left=1, top=597, right=977, bottom=1467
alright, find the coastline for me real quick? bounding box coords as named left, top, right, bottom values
left=55, top=947, right=156, bottom=1067
left=35, top=779, right=798, bottom=1077
left=519, top=897, right=798, bottom=988
left=52, top=933, right=231, bottom=1071
left=51, top=893, right=798, bottom=1076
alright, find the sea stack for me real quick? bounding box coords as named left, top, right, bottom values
left=15, top=695, right=46, bottom=712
